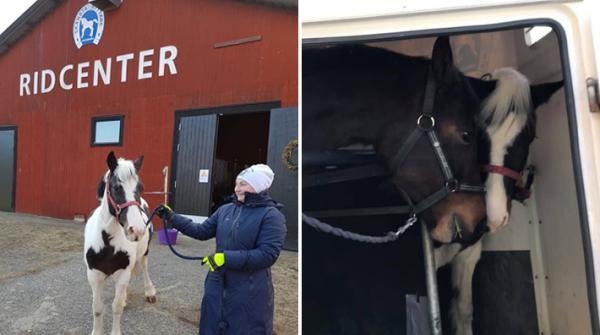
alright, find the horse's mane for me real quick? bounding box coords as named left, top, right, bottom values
left=96, top=175, right=106, bottom=200
left=480, top=68, right=531, bottom=129
left=302, top=44, right=428, bottom=76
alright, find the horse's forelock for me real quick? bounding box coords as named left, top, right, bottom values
left=114, top=158, right=139, bottom=182
left=106, top=159, right=140, bottom=205
left=480, top=68, right=531, bottom=130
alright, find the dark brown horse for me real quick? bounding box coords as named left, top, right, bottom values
left=303, top=37, right=488, bottom=244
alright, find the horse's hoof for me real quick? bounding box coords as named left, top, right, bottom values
left=146, top=295, right=157, bottom=303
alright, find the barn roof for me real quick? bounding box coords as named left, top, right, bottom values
left=0, top=0, right=297, bottom=56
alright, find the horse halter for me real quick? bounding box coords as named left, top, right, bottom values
left=105, top=174, right=143, bottom=218
left=481, top=164, right=522, bottom=181
left=391, top=66, right=486, bottom=216
left=481, top=164, right=535, bottom=201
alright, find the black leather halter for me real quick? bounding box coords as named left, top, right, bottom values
left=391, top=66, right=486, bottom=216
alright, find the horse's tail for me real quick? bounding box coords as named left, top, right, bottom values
left=480, top=68, right=531, bottom=127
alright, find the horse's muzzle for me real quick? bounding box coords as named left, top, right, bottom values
left=454, top=218, right=488, bottom=246
left=124, top=224, right=147, bottom=242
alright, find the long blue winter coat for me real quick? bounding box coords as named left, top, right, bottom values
left=169, top=191, right=287, bottom=335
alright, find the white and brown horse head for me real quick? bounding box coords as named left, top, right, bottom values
left=98, top=151, right=147, bottom=241
left=470, top=69, right=563, bottom=232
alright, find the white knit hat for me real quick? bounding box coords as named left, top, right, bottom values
left=237, top=164, right=274, bottom=193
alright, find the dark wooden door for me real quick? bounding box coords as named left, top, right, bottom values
left=0, top=127, right=16, bottom=212
left=267, top=107, right=298, bottom=250
left=172, top=115, right=217, bottom=216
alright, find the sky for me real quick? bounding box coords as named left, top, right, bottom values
left=0, top=1, right=37, bottom=35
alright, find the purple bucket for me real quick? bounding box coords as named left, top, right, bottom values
left=157, top=228, right=178, bottom=245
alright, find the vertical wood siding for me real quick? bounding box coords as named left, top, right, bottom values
left=0, top=0, right=297, bottom=218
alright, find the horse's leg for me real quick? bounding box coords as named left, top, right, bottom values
left=434, top=243, right=462, bottom=270
left=122, top=285, right=128, bottom=309
left=140, top=254, right=157, bottom=303
left=87, top=271, right=106, bottom=335
left=450, top=240, right=482, bottom=335
left=110, top=270, right=131, bottom=335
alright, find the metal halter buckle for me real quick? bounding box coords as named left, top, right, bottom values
left=417, top=115, right=435, bottom=131
left=445, top=179, right=459, bottom=192
left=395, top=214, right=418, bottom=236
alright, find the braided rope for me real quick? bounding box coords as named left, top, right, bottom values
left=302, top=213, right=416, bottom=244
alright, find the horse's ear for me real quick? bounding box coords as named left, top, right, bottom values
left=107, top=151, right=118, bottom=172
left=467, top=77, right=498, bottom=101
left=531, top=80, right=563, bottom=109
left=134, top=155, right=144, bottom=172
left=431, top=36, right=453, bottom=81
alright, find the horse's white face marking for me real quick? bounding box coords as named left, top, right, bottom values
left=485, top=112, right=527, bottom=231
left=481, top=68, right=530, bottom=232
left=107, top=159, right=147, bottom=241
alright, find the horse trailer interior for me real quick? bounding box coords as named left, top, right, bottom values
left=303, top=1, right=600, bottom=334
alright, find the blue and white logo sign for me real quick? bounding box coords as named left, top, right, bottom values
left=73, top=4, right=105, bottom=49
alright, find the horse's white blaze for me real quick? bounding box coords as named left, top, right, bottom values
left=111, top=159, right=147, bottom=239
left=481, top=68, right=530, bottom=232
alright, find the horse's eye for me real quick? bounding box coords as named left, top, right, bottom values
left=461, top=131, right=472, bottom=144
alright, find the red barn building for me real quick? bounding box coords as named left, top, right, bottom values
left=0, top=0, right=298, bottom=248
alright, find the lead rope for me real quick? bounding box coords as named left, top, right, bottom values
left=302, top=68, right=430, bottom=243
left=146, top=207, right=206, bottom=260
left=302, top=213, right=417, bottom=244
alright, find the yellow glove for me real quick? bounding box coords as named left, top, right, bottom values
left=156, top=204, right=174, bottom=220
left=202, top=253, right=225, bottom=272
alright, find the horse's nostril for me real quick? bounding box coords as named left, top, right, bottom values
left=128, top=226, right=134, bottom=234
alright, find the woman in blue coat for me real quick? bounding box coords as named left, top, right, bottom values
left=156, top=164, right=287, bottom=335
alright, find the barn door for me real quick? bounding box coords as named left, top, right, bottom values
left=267, top=107, right=298, bottom=250
left=0, top=127, right=16, bottom=212
left=173, top=115, right=217, bottom=216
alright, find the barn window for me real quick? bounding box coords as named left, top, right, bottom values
left=91, top=115, right=124, bottom=146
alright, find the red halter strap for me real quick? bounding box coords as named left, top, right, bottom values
left=481, top=164, right=522, bottom=182
left=106, top=185, right=142, bottom=216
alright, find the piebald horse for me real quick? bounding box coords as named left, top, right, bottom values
left=84, top=152, right=156, bottom=335
left=436, top=69, right=563, bottom=335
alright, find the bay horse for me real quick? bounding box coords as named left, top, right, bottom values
left=303, top=37, right=492, bottom=334
left=434, top=69, right=563, bottom=335
left=303, top=36, right=488, bottom=244
left=84, top=151, right=156, bottom=335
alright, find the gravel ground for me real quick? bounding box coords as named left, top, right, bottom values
left=0, top=212, right=298, bottom=335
